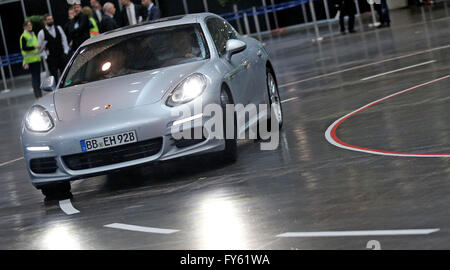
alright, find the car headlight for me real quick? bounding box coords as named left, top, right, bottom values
left=166, top=73, right=207, bottom=107
left=25, top=105, right=54, bottom=132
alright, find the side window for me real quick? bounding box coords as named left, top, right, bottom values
left=207, top=18, right=238, bottom=56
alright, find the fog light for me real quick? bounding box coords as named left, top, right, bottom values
left=27, top=146, right=51, bottom=152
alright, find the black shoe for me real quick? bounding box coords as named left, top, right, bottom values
left=349, top=30, right=356, bottom=33
left=341, top=31, right=346, bottom=35
left=377, top=24, right=386, bottom=29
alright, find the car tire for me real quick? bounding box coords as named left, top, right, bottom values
left=266, top=68, right=283, bottom=132
left=220, top=86, right=237, bottom=163
left=256, top=68, right=283, bottom=141
left=40, top=181, right=72, bottom=199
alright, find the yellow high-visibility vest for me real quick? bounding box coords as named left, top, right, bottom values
left=20, top=31, right=41, bottom=64
left=89, top=17, right=100, bottom=37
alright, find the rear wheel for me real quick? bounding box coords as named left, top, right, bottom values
left=220, top=87, right=237, bottom=163
left=257, top=68, right=283, bottom=141
left=40, top=181, right=72, bottom=200
left=267, top=69, right=283, bottom=131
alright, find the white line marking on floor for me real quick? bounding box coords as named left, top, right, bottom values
left=59, top=199, right=80, bottom=215
left=279, top=43, right=450, bottom=88
left=0, top=157, right=24, bottom=168
left=361, top=60, right=436, bottom=81
left=281, top=97, right=299, bottom=103
left=277, top=229, right=440, bottom=238
left=104, top=223, right=180, bottom=234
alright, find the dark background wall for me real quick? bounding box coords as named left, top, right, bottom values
left=0, top=0, right=371, bottom=77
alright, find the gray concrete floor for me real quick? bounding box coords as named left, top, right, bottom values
left=0, top=5, right=449, bottom=249
left=0, top=73, right=41, bottom=100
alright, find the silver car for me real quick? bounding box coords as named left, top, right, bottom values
left=21, top=13, right=283, bottom=197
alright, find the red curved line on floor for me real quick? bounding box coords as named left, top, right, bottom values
left=0, top=157, right=24, bottom=167
left=329, top=75, right=450, bottom=156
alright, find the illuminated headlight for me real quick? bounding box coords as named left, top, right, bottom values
left=25, top=105, right=54, bottom=132
left=166, top=73, right=207, bottom=107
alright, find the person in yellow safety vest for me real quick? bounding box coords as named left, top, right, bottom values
left=82, top=6, right=100, bottom=37
left=20, top=20, right=43, bottom=98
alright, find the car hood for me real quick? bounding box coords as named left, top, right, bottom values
left=54, top=61, right=207, bottom=122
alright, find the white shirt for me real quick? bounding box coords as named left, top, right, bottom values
left=37, top=25, right=70, bottom=59
left=126, top=3, right=137, bottom=25
left=95, top=9, right=102, bottom=22
left=148, top=3, right=154, bottom=12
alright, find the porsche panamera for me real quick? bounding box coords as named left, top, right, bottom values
left=21, top=13, right=283, bottom=197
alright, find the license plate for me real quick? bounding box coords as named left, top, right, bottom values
left=80, top=131, right=137, bottom=152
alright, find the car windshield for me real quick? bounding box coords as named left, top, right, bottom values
left=60, top=24, right=209, bottom=88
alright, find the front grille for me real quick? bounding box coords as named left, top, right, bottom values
left=30, top=157, right=58, bottom=174
left=62, top=138, right=163, bottom=171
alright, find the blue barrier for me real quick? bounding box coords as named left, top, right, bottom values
left=220, top=0, right=311, bottom=22
left=1, top=53, right=22, bottom=67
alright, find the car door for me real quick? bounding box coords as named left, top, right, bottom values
left=219, top=19, right=267, bottom=114
left=221, top=19, right=267, bottom=132
left=206, top=17, right=251, bottom=106
left=245, top=37, right=269, bottom=107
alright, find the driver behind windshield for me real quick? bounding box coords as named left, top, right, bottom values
left=128, top=36, right=159, bottom=70
left=172, top=31, right=200, bottom=59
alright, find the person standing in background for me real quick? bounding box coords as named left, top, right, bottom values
left=117, top=0, right=144, bottom=27
left=82, top=7, right=101, bottom=37
left=336, top=0, right=356, bottom=34
left=64, top=7, right=75, bottom=49
left=376, top=0, right=391, bottom=28
left=66, top=0, right=90, bottom=54
left=142, top=0, right=161, bottom=22
left=38, top=14, right=70, bottom=82
left=90, top=0, right=104, bottom=24
left=101, top=2, right=119, bottom=32
left=20, top=21, right=42, bottom=98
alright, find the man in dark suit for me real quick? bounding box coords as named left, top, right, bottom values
left=90, top=0, right=104, bottom=24
left=142, top=0, right=161, bottom=22
left=101, top=2, right=119, bottom=32
left=117, top=0, right=144, bottom=27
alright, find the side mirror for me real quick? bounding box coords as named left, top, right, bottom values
left=41, top=76, right=56, bottom=92
left=225, top=39, right=247, bottom=61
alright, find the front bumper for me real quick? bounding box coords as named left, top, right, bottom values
left=21, top=100, right=224, bottom=187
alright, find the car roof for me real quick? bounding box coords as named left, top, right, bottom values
left=81, top=12, right=220, bottom=46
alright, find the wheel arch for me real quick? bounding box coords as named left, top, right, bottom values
left=266, top=61, right=277, bottom=83
left=220, top=82, right=235, bottom=104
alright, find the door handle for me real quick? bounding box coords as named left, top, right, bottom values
left=257, top=50, right=263, bottom=57
left=242, top=60, right=249, bottom=70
